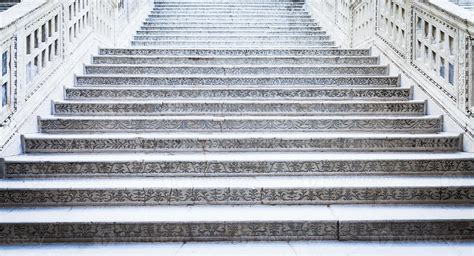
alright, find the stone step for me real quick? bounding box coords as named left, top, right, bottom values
left=139, top=26, right=325, bottom=31
left=151, top=2, right=305, bottom=6
left=151, top=8, right=307, bottom=13
left=74, top=75, right=399, bottom=87
left=0, top=241, right=471, bottom=255
left=3, top=152, right=473, bottom=178
left=143, top=20, right=317, bottom=25
left=130, top=41, right=336, bottom=47
left=84, top=65, right=388, bottom=76
left=64, top=87, right=410, bottom=101
left=0, top=176, right=471, bottom=206
left=147, top=11, right=311, bottom=15
left=145, top=15, right=313, bottom=20
left=98, top=48, right=371, bottom=56
left=144, top=18, right=315, bottom=23
left=91, top=55, right=379, bottom=65
left=0, top=205, right=471, bottom=243
left=52, top=100, right=424, bottom=116
left=132, top=35, right=331, bottom=41
left=149, top=10, right=309, bottom=14
left=21, top=132, right=462, bottom=153
left=153, top=0, right=305, bottom=4
left=135, top=30, right=327, bottom=35
left=38, top=115, right=442, bottom=133
left=142, top=21, right=319, bottom=26
left=152, top=2, right=305, bottom=6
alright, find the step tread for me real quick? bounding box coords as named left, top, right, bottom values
left=39, top=115, right=440, bottom=120
left=53, top=99, right=421, bottom=104
left=6, top=151, right=474, bottom=162
left=76, top=74, right=397, bottom=78
left=23, top=131, right=461, bottom=139
left=0, top=176, right=472, bottom=189
left=0, top=205, right=471, bottom=223
left=0, top=241, right=470, bottom=256
left=84, top=64, right=385, bottom=68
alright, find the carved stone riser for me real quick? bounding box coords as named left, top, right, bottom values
left=38, top=117, right=442, bottom=133
left=97, top=48, right=371, bottom=57
left=52, top=101, right=424, bottom=115
left=133, top=35, right=331, bottom=41
left=5, top=159, right=473, bottom=178
left=135, top=30, right=326, bottom=35
left=152, top=2, right=307, bottom=8
left=75, top=76, right=399, bottom=87
left=65, top=88, right=406, bottom=100
left=149, top=11, right=310, bottom=15
left=139, top=26, right=325, bottom=31
left=130, top=41, right=336, bottom=47
left=0, top=220, right=471, bottom=244
left=144, top=17, right=315, bottom=22
left=141, top=22, right=320, bottom=26
left=153, top=0, right=305, bottom=4
left=84, top=65, right=387, bottom=76
left=0, top=186, right=471, bottom=207
left=91, top=56, right=379, bottom=66
left=135, top=30, right=327, bottom=36
left=22, top=135, right=462, bottom=153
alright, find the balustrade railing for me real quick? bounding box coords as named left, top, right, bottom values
left=0, top=0, right=151, bottom=153
left=306, top=0, right=474, bottom=150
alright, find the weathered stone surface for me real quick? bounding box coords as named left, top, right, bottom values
left=52, top=100, right=425, bottom=115
left=2, top=0, right=473, bottom=246
left=22, top=133, right=462, bottom=153
left=4, top=155, right=474, bottom=177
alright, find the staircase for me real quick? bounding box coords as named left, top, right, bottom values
left=1, top=0, right=473, bottom=247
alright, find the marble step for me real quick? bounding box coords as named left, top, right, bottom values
left=152, top=0, right=305, bottom=4
left=84, top=65, right=388, bottom=76
left=152, top=4, right=304, bottom=8
left=145, top=16, right=314, bottom=21
left=153, top=1, right=304, bottom=6
left=152, top=2, right=305, bottom=6
left=38, top=115, right=442, bottom=133
left=97, top=48, right=371, bottom=56
left=149, top=10, right=309, bottom=14
left=142, top=20, right=318, bottom=26
left=1, top=241, right=472, bottom=256
left=141, top=22, right=320, bottom=26
left=130, top=40, right=336, bottom=47
left=65, top=87, right=408, bottom=101
left=52, top=100, right=424, bottom=116
left=91, top=55, right=379, bottom=65
left=153, top=0, right=305, bottom=3
left=21, top=132, right=463, bottom=153
left=3, top=152, right=473, bottom=178
left=139, top=26, right=325, bottom=31
left=147, top=13, right=311, bottom=17
left=0, top=176, right=472, bottom=206
left=74, top=75, right=399, bottom=87
left=132, top=35, right=331, bottom=41
left=135, top=30, right=327, bottom=35
left=0, top=205, right=471, bottom=243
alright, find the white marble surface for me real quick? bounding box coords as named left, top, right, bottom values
left=0, top=241, right=472, bottom=256
left=0, top=205, right=472, bottom=223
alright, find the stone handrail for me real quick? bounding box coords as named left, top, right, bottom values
left=0, top=0, right=151, bottom=153
left=306, top=0, right=474, bottom=150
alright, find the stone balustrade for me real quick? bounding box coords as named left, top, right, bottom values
left=306, top=0, right=474, bottom=151
left=0, top=0, right=151, bottom=154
